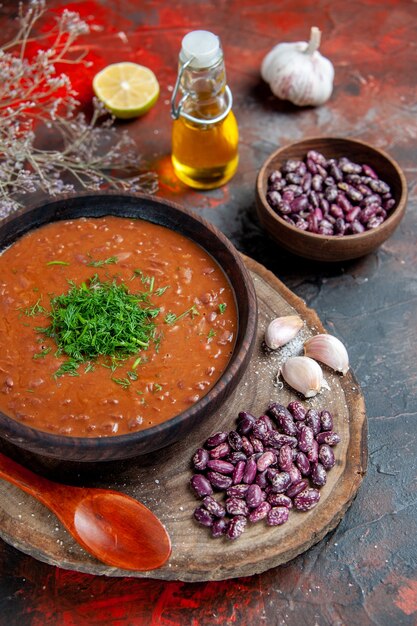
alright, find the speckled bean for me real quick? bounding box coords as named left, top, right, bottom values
left=226, top=496, right=249, bottom=517
left=206, top=471, right=233, bottom=490
left=194, top=507, right=214, bottom=527
left=242, top=457, right=257, bottom=484
left=293, top=488, right=321, bottom=511
left=193, top=448, right=209, bottom=471
left=190, top=474, right=213, bottom=497
left=246, top=484, right=265, bottom=508
left=311, top=462, right=327, bottom=487
left=270, top=471, right=292, bottom=493
left=209, top=442, right=230, bottom=459
left=226, top=515, right=247, bottom=540
left=211, top=517, right=229, bottom=537
left=319, top=444, right=336, bottom=469
left=320, top=410, right=334, bottom=432
left=267, top=506, right=289, bottom=526
left=203, top=495, right=226, bottom=518
left=248, top=501, right=271, bottom=523
left=286, top=479, right=309, bottom=499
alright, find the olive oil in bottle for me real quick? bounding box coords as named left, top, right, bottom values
left=171, top=31, right=239, bottom=190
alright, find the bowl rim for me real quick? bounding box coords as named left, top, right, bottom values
left=256, top=135, right=408, bottom=243
left=0, top=191, right=258, bottom=456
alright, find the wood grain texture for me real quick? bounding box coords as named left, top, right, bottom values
left=0, top=256, right=367, bottom=581
left=256, top=137, right=407, bottom=262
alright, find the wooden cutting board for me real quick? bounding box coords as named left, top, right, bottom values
left=0, top=256, right=367, bottom=582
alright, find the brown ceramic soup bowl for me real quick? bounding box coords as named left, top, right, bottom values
left=0, top=192, right=257, bottom=461
left=256, top=137, right=407, bottom=262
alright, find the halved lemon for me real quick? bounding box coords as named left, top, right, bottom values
left=93, top=62, right=160, bottom=119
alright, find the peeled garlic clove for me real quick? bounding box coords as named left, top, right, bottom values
left=304, top=334, right=349, bottom=375
left=281, top=356, right=325, bottom=398
left=264, top=315, right=303, bottom=350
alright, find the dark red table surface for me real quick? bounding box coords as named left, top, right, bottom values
left=1, top=1, right=416, bottom=624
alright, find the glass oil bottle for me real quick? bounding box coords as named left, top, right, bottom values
left=171, top=30, right=239, bottom=190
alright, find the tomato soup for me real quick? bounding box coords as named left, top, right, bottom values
left=0, top=217, right=238, bottom=437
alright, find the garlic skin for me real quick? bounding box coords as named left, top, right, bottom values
left=261, top=26, right=334, bottom=107
left=304, top=334, right=349, bottom=375
left=281, top=356, right=326, bottom=398
left=265, top=315, right=303, bottom=350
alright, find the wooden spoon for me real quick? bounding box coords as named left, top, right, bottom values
left=0, top=452, right=171, bottom=571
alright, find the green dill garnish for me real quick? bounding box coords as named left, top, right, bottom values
left=131, top=270, right=162, bottom=296
left=86, top=255, right=118, bottom=268
left=54, top=359, right=80, bottom=379
left=111, top=376, right=131, bottom=389
left=46, top=261, right=70, bottom=267
left=21, top=298, right=47, bottom=317
left=207, top=329, right=216, bottom=341
left=33, top=346, right=52, bottom=359
left=218, top=303, right=227, bottom=314
left=127, top=370, right=138, bottom=381
left=26, top=389, right=34, bottom=393
left=154, top=333, right=163, bottom=353
left=164, top=312, right=177, bottom=325
left=132, top=356, right=142, bottom=370
left=164, top=305, right=199, bottom=325
left=84, top=362, right=95, bottom=373
left=154, top=286, right=169, bottom=297
left=153, top=383, right=163, bottom=392
left=37, top=274, right=160, bottom=379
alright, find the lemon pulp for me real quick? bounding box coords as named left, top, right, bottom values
left=93, top=62, right=159, bottom=119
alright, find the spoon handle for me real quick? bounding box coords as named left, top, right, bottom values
left=0, top=452, right=62, bottom=509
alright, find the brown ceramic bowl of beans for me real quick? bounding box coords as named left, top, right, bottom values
left=255, top=137, right=407, bottom=262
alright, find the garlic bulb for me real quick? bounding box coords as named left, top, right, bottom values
left=281, top=356, right=328, bottom=398
left=261, top=26, right=334, bottom=107
left=265, top=315, right=303, bottom=349
left=304, top=334, right=349, bottom=375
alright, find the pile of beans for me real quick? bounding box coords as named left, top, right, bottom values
left=190, top=402, right=340, bottom=540
left=266, top=150, right=395, bottom=236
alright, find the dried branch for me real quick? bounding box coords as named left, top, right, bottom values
left=0, top=0, right=158, bottom=218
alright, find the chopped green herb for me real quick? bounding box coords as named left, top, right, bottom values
left=132, top=356, right=142, bottom=370
left=33, top=346, right=52, bottom=359
left=21, top=298, right=47, bottom=317
left=154, top=333, right=163, bottom=353
left=111, top=376, right=131, bottom=389
left=153, top=383, right=163, bottom=392
left=218, top=303, right=227, bottom=314
left=207, top=329, right=216, bottom=341
left=46, top=261, right=70, bottom=267
left=154, top=286, right=169, bottom=297
left=37, top=274, right=160, bottom=379
left=164, top=312, right=177, bottom=325
left=131, top=270, right=163, bottom=296
left=127, top=370, right=138, bottom=381
left=26, top=389, right=34, bottom=393
left=86, top=255, right=118, bottom=268
left=54, top=359, right=80, bottom=379
left=84, top=362, right=95, bottom=373
left=164, top=305, right=199, bottom=325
